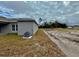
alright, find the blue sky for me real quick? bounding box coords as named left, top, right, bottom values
left=0, top=1, right=79, bottom=26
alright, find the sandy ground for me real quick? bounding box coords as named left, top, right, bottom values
left=0, top=29, right=65, bottom=57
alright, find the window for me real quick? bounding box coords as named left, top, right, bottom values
left=12, top=24, right=18, bottom=31
left=16, top=25, right=18, bottom=31
left=12, top=25, right=15, bottom=31
left=0, top=27, right=1, bottom=32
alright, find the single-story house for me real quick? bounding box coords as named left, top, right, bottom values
left=67, top=25, right=79, bottom=29
left=0, top=16, right=38, bottom=35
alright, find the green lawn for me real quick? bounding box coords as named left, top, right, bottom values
left=0, top=29, right=65, bottom=57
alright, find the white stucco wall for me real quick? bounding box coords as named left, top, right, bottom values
left=0, top=21, right=38, bottom=35
left=10, top=23, right=18, bottom=33
left=1, top=22, right=18, bottom=34
left=1, top=24, right=11, bottom=34
left=18, top=22, right=33, bottom=35
left=33, top=22, right=38, bottom=34
left=18, top=22, right=38, bottom=35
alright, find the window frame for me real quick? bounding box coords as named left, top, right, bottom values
left=12, top=24, right=15, bottom=31
left=16, top=24, right=18, bottom=31
left=12, top=24, right=18, bottom=32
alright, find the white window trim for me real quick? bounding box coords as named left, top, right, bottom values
left=11, top=24, right=18, bottom=32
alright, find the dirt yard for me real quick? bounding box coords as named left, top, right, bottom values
left=0, top=29, right=65, bottom=57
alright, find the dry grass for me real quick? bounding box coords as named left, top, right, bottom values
left=50, top=28, right=79, bottom=32
left=0, top=29, right=65, bottom=57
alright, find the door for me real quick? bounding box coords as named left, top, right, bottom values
left=0, top=24, right=2, bottom=33
left=0, top=27, right=1, bottom=33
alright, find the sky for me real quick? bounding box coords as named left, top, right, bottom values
left=0, top=1, right=79, bottom=26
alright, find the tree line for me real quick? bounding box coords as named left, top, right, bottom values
left=39, top=21, right=67, bottom=28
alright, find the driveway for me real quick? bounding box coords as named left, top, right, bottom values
left=44, top=30, right=79, bottom=57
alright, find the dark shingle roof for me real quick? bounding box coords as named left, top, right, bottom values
left=17, top=18, right=38, bottom=25
left=0, top=16, right=38, bottom=25
left=0, top=16, right=7, bottom=19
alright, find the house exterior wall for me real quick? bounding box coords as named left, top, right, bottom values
left=0, top=21, right=38, bottom=35
left=18, top=22, right=33, bottom=35
left=33, top=22, right=38, bottom=34
left=0, top=22, right=18, bottom=35
left=0, top=17, right=8, bottom=35
left=18, top=22, right=38, bottom=35
left=1, top=24, right=11, bottom=34
left=9, top=22, right=18, bottom=33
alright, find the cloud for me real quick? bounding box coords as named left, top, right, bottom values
left=12, top=14, right=31, bottom=18
left=62, top=11, right=79, bottom=17
left=0, top=6, right=14, bottom=17
left=63, top=1, right=70, bottom=6
left=0, top=1, right=79, bottom=25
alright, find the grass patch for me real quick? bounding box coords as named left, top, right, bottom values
left=0, top=29, right=65, bottom=57
left=7, top=33, right=18, bottom=35
left=51, top=28, right=79, bottom=32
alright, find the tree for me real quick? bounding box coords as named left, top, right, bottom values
left=51, top=21, right=67, bottom=28
left=39, top=18, right=42, bottom=24
left=39, top=20, right=67, bottom=28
